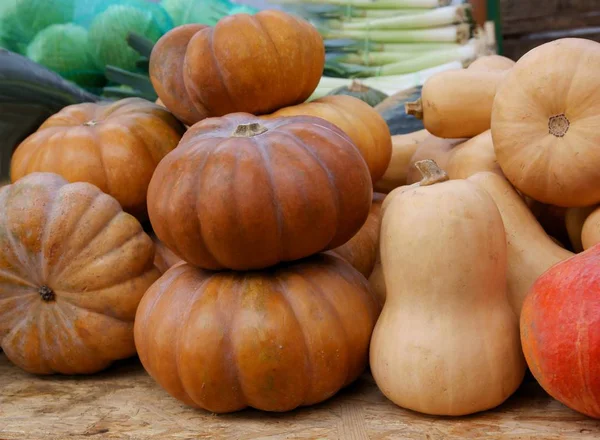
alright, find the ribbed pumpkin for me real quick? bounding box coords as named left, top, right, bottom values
left=265, top=95, right=392, bottom=183
left=147, top=113, right=373, bottom=271
left=134, top=254, right=381, bottom=413
left=10, top=98, right=185, bottom=220
left=0, top=173, right=160, bottom=375
left=149, top=10, right=325, bottom=126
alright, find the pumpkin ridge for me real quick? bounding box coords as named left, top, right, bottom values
left=204, top=30, right=235, bottom=116
left=253, top=15, right=288, bottom=106
left=0, top=266, right=37, bottom=290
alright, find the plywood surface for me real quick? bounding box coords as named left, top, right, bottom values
left=0, top=354, right=598, bottom=440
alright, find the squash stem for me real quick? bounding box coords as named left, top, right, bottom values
left=414, top=159, right=449, bottom=186
left=232, top=123, right=268, bottom=137
left=405, top=99, right=423, bottom=119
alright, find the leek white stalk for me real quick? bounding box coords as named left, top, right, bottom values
left=341, top=5, right=470, bottom=30
left=324, top=23, right=470, bottom=44
left=356, top=8, right=432, bottom=18
left=269, top=0, right=452, bottom=10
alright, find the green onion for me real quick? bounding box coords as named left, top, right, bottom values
left=270, top=0, right=452, bottom=10
left=340, top=5, right=469, bottom=30
left=329, top=51, right=416, bottom=66
left=324, top=23, right=470, bottom=44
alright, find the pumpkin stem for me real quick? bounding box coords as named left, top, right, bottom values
left=405, top=99, right=423, bottom=120
left=414, top=159, right=449, bottom=186
left=232, top=123, right=268, bottom=138
left=548, top=114, right=570, bottom=137
left=39, top=285, right=55, bottom=302
left=348, top=80, right=369, bottom=93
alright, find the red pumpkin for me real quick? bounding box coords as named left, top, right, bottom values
left=0, top=173, right=160, bottom=374
left=149, top=11, right=324, bottom=125
left=147, top=113, right=373, bottom=271
left=521, top=244, right=600, bottom=418
left=10, top=98, right=185, bottom=220
left=134, top=254, right=381, bottom=413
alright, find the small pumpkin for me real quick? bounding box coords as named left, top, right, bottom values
left=582, top=206, right=600, bottom=250
left=134, top=254, right=381, bottom=413
left=327, top=80, right=388, bottom=107
left=149, top=10, right=325, bottom=125
left=492, top=38, right=600, bottom=207
left=521, top=245, right=600, bottom=419
left=565, top=206, right=597, bottom=253
left=328, top=193, right=385, bottom=279
left=0, top=173, right=160, bottom=375
left=266, top=95, right=392, bottom=184
left=10, top=97, right=185, bottom=220
left=147, top=113, right=373, bottom=271
left=371, top=160, right=525, bottom=416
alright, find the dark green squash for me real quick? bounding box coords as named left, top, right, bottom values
left=327, top=80, right=388, bottom=107
left=375, top=86, right=425, bottom=136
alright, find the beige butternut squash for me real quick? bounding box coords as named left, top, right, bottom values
left=405, top=135, right=465, bottom=184
left=468, top=55, right=515, bottom=71
left=444, top=130, right=503, bottom=179
left=371, top=161, right=525, bottom=416
left=405, top=69, right=507, bottom=139
left=565, top=206, right=597, bottom=252
left=467, top=172, right=573, bottom=315
left=581, top=206, right=600, bottom=250
left=374, top=129, right=429, bottom=193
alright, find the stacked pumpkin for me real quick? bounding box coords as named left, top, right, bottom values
left=372, top=38, right=600, bottom=418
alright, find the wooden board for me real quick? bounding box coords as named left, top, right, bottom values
left=1, top=354, right=599, bottom=440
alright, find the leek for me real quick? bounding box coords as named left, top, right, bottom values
left=324, top=23, right=470, bottom=44
left=270, top=0, right=452, bottom=10
left=324, top=39, right=462, bottom=54
left=329, top=51, right=416, bottom=66
left=338, top=5, right=470, bottom=30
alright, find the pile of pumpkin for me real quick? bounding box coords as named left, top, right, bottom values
left=1, top=6, right=599, bottom=421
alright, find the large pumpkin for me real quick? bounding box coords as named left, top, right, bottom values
left=10, top=98, right=185, bottom=220
left=521, top=244, right=600, bottom=418
left=134, top=254, right=381, bottom=413
left=0, top=173, right=160, bottom=375
left=492, top=38, right=600, bottom=207
left=149, top=10, right=324, bottom=126
left=147, top=113, right=373, bottom=271
left=265, top=95, right=392, bottom=183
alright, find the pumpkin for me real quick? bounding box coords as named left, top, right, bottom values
left=406, top=69, right=507, bottom=138
left=0, top=173, right=160, bottom=375
left=521, top=245, right=600, bottom=419
left=147, top=113, right=373, bottom=271
left=368, top=259, right=386, bottom=306
left=565, top=206, right=597, bottom=253
left=405, top=135, right=465, bottom=184
left=374, top=129, right=429, bottom=193
left=10, top=97, right=185, bottom=220
left=371, top=160, right=525, bottom=416
left=581, top=206, right=600, bottom=250
left=468, top=172, right=573, bottom=316
left=468, top=55, right=515, bottom=71
left=134, top=254, right=381, bottom=413
left=492, top=38, right=600, bottom=207
left=444, top=130, right=503, bottom=179
left=265, top=95, right=392, bottom=184
left=328, top=193, right=385, bottom=279
left=374, top=86, right=425, bottom=136
left=149, top=10, right=324, bottom=126
left=327, top=80, right=388, bottom=107
left=151, top=233, right=183, bottom=274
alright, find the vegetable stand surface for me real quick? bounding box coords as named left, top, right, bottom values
left=0, top=354, right=598, bottom=440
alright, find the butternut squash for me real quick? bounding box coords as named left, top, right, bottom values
left=467, top=172, right=573, bottom=315
left=444, top=130, right=503, bottom=179
left=565, top=206, right=597, bottom=253
left=405, top=69, right=507, bottom=139
left=405, top=135, right=465, bottom=184
left=492, top=38, right=600, bottom=207
left=374, top=129, right=429, bottom=193
left=468, top=55, right=515, bottom=71
left=371, top=161, right=525, bottom=416
left=581, top=206, right=600, bottom=250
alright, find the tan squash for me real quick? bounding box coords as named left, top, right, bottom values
left=581, top=206, right=600, bottom=250
left=492, top=38, right=600, bottom=207
left=467, top=172, right=573, bottom=316
left=565, top=206, right=597, bottom=253
left=371, top=160, right=525, bottom=416
left=405, top=69, right=507, bottom=138
left=444, top=130, right=503, bottom=179
left=468, top=55, right=515, bottom=71
left=374, top=129, right=429, bottom=193
left=405, top=135, right=465, bottom=184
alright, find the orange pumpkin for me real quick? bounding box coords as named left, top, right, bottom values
left=134, top=254, right=381, bottom=413
left=0, top=173, right=160, bottom=375
left=149, top=11, right=324, bottom=126
left=328, top=193, right=385, bottom=278
left=10, top=98, right=185, bottom=220
left=147, top=113, right=373, bottom=271
left=265, top=95, right=392, bottom=183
